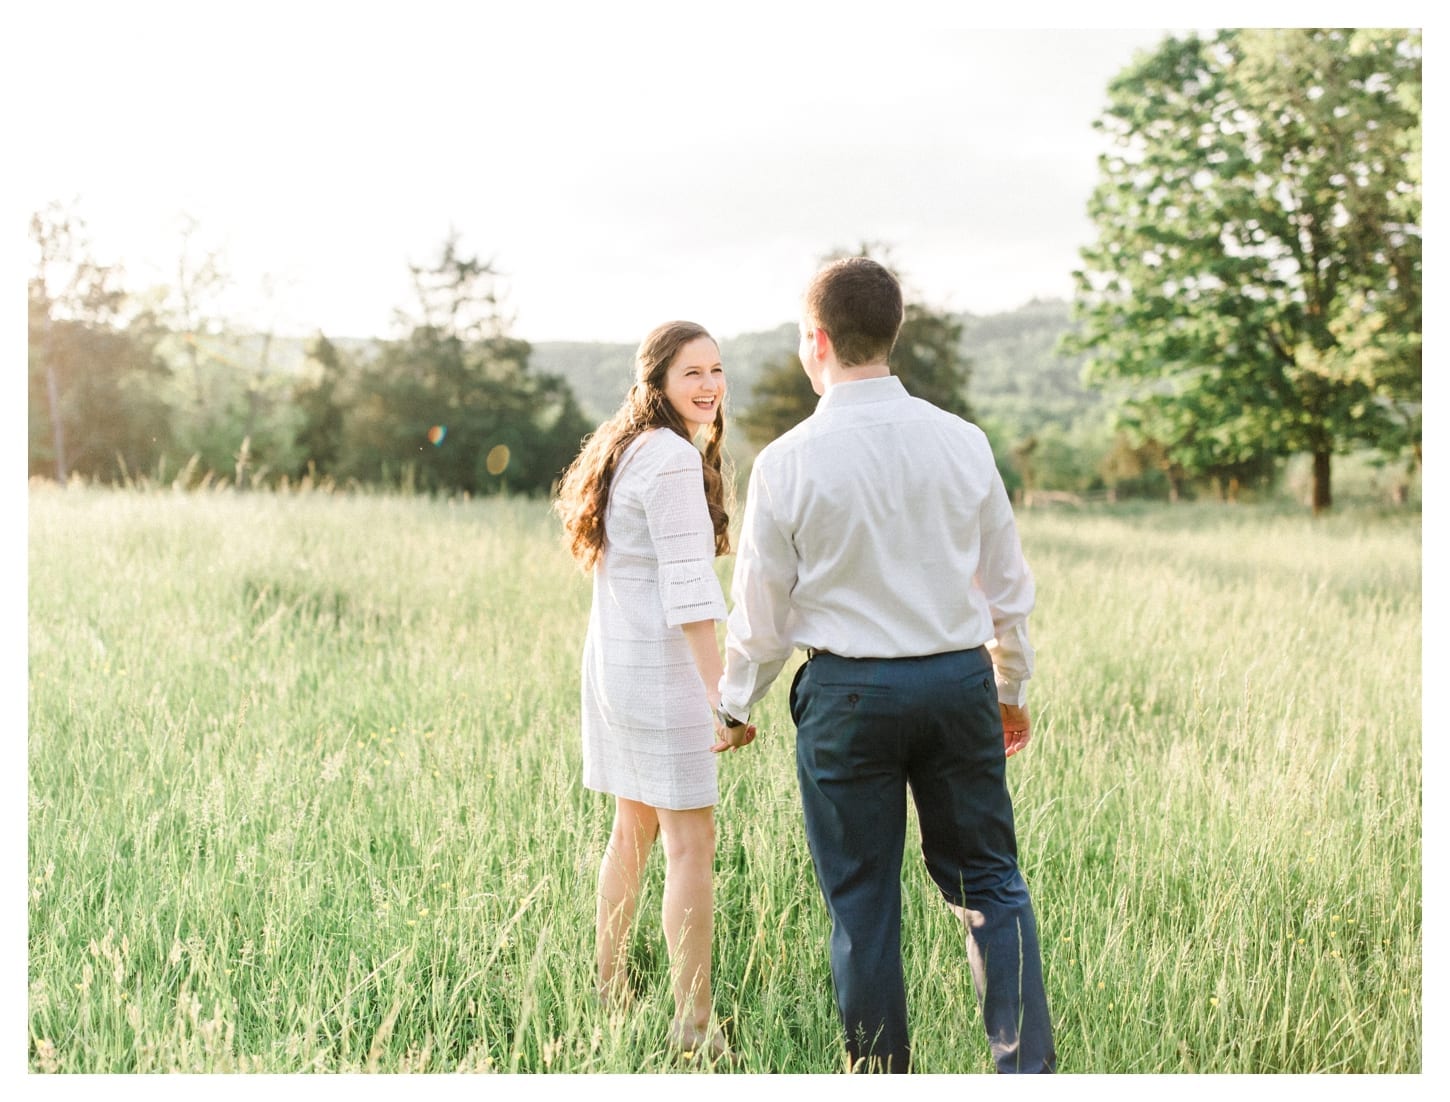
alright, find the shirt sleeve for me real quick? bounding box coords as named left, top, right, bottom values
left=976, top=466, right=1036, bottom=706
left=719, top=459, right=798, bottom=717
left=642, top=440, right=727, bottom=628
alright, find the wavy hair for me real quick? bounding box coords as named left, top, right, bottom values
left=554, top=321, right=731, bottom=572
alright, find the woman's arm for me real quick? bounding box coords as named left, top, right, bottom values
left=679, top=619, right=724, bottom=711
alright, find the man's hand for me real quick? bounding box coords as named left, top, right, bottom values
left=711, top=722, right=757, bottom=754
left=1001, top=702, right=1031, bottom=757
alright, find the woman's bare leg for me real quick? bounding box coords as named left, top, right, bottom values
left=596, top=797, right=659, bottom=1005
left=657, top=805, right=726, bottom=1054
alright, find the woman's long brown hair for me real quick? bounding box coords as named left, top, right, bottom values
left=554, top=321, right=731, bottom=572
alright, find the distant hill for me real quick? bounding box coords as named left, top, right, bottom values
left=531, top=302, right=1098, bottom=435
left=247, top=301, right=1098, bottom=439
left=958, top=298, right=1099, bottom=436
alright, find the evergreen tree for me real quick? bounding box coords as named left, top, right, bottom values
left=341, top=233, right=590, bottom=494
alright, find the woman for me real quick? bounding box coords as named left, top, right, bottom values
left=554, top=320, right=754, bottom=1061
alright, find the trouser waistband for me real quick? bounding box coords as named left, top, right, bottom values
left=804, top=645, right=988, bottom=663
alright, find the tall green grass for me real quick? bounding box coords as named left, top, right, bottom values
left=27, top=487, right=1420, bottom=1073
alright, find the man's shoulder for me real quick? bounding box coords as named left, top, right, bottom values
left=753, top=416, right=817, bottom=469
left=906, top=395, right=991, bottom=444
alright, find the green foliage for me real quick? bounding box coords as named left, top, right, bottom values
left=161, top=332, right=309, bottom=484
left=331, top=235, right=593, bottom=496
left=28, top=488, right=1421, bottom=1072
left=735, top=351, right=815, bottom=451
left=291, top=334, right=350, bottom=477
left=28, top=204, right=174, bottom=483
left=963, top=299, right=1096, bottom=437
left=1070, top=29, right=1422, bottom=512
left=29, top=317, right=173, bottom=484
left=27, top=217, right=596, bottom=497
left=894, top=301, right=972, bottom=421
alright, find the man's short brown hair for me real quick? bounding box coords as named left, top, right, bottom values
left=804, top=257, right=904, bottom=367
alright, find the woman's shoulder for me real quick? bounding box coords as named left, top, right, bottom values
left=635, top=427, right=701, bottom=467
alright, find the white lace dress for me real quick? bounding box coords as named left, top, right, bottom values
left=580, top=429, right=728, bottom=810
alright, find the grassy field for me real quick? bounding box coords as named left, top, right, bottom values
left=26, top=485, right=1422, bottom=1074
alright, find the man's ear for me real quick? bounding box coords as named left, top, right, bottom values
left=809, top=327, right=831, bottom=364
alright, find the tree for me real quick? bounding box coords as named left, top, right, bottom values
left=737, top=349, right=817, bottom=449
left=162, top=216, right=232, bottom=460
left=738, top=244, right=973, bottom=449
left=341, top=233, right=591, bottom=494
left=292, top=333, right=352, bottom=477
left=1069, top=29, right=1421, bottom=513
left=28, top=204, right=172, bottom=483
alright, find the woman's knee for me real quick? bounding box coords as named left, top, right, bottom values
left=610, top=798, right=659, bottom=852
left=657, top=807, right=715, bottom=865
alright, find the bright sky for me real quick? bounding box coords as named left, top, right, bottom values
left=14, top=5, right=1197, bottom=344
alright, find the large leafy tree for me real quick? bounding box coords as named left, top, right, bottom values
left=1069, top=29, right=1421, bottom=512
left=739, top=245, right=972, bottom=449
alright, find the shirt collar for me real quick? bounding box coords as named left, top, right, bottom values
left=817, top=374, right=908, bottom=411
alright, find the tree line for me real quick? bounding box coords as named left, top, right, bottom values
left=28, top=29, right=1420, bottom=511
left=29, top=218, right=592, bottom=496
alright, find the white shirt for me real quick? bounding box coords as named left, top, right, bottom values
left=719, top=374, right=1035, bottom=716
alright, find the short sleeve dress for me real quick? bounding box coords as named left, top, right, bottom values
left=580, top=428, right=728, bottom=810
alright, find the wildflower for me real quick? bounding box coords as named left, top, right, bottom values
left=1210, top=997, right=1219, bottom=1007
left=34, top=1039, right=59, bottom=1074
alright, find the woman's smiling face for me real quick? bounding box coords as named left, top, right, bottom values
left=661, top=336, right=725, bottom=431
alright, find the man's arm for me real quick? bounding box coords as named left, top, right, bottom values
left=977, top=466, right=1036, bottom=708
left=718, top=462, right=798, bottom=720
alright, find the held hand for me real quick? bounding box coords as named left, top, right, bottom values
left=711, top=723, right=757, bottom=754
left=1001, top=702, right=1031, bottom=758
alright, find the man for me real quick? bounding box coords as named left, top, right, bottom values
left=713, top=257, right=1054, bottom=1073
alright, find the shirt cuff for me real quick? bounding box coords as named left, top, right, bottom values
left=995, top=677, right=1027, bottom=707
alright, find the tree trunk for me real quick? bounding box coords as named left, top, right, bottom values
left=42, top=319, right=68, bottom=481
left=1312, top=450, right=1332, bottom=514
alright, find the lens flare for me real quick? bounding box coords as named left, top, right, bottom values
left=427, top=425, right=447, bottom=446
left=486, top=444, right=511, bottom=475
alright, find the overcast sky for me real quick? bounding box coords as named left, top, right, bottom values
left=13, top=4, right=1430, bottom=345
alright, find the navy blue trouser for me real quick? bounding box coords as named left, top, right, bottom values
left=790, top=646, right=1055, bottom=1074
